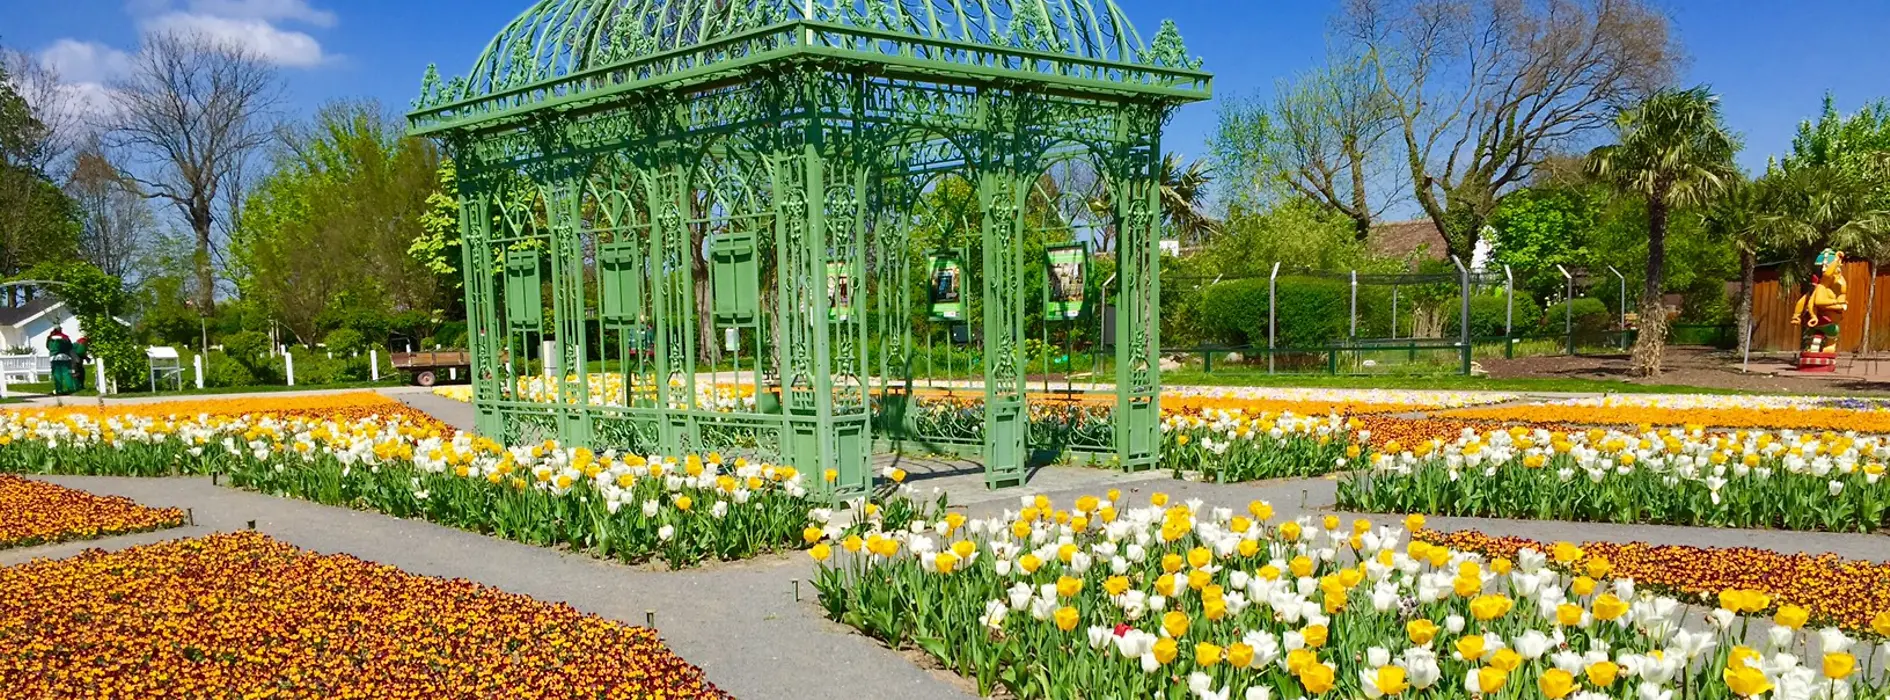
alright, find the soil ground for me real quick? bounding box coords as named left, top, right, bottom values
left=1482, top=345, right=1890, bottom=394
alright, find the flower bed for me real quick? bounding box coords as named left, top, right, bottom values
left=813, top=492, right=1883, bottom=699
left=1338, top=426, right=1890, bottom=532
left=1442, top=394, right=1890, bottom=432
left=0, top=411, right=900, bottom=567
left=6, top=391, right=451, bottom=430
left=0, top=474, right=185, bottom=549
left=1417, top=528, right=1890, bottom=635
left=1161, top=411, right=1363, bottom=482
left=0, top=531, right=729, bottom=698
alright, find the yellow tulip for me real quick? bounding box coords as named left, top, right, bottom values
left=1406, top=619, right=1438, bottom=645
left=1053, top=606, right=1079, bottom=632
left=1195, top=642, right=1222, bottom=667
left=1454, top=635, right=1486, bottom=662
left=1152, top=637, right=1177, bottom=664
left=1373, top=665, right=1408, bottom=696
left=1538, top=668, right=1575, bottom=699
left=1162, top=611, right=1190, bottom=639
left=1489, top=648, right=1521, bottom=672
left=1592, top=593, right=1629, bottom=621
left=1824, top=652, right=1857, bottom=680
left=1301, top=624, right=1328, bottom=649
left=1055, top=576, right=1082, bottom=598
left=1585, top=661, right=1620, bottom=687
left=1775, top=604, right=1810, bottom=630
left=1299, top=661, right=1335, bottom=694
left=1226, top=642, right=1254, bottom=668
left=1473, top=667, right=1508, bottom=694
left=808, top=543, right=832, bottom=562
left=1724, top=664, right=1773, bottom=696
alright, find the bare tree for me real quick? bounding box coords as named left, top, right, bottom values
left=1341, top=0, right=1678, bottom=259
left=0, top=48, right=80, bottom=178
left=1266, top=55, right=1402, bottom=241
left=105, top=31, right=281, bottom=313
left=66, top=137, right=155, bottom=284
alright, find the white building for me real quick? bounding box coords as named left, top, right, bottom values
left=0, top=298, right=85, bottom=355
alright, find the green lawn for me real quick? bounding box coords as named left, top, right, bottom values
left=1156, top=371, right=1770, bottom=395
left=5, top=379, right=405, bottom=400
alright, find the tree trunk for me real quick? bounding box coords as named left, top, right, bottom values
left=191, top=197, right=215, bottom=312
left=1736, top=247, right=1756, bottom=361
left=1631, top=192, right=1670, bottom=377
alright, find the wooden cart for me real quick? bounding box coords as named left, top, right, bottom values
left=390, top=350, right=470, bottom=387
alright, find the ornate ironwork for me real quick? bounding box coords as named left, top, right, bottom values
left=412, top=0, right=1206, bottom=496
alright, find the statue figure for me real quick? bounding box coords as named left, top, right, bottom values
left=1793, top=248, right=1848, bottom=370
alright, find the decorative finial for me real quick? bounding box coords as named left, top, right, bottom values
left=1145, top=20, right=1201, bottom=70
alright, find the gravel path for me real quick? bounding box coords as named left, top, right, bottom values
left=4, top=476, right=975, bottom=700
left=12, top=389, right=1890, bottom=699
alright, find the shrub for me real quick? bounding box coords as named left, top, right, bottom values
left=221, top=331, right=270, bottom=361
left=203, top=354, right=259, bottom=388
left=1542, top=297, right=1613, bottom=337
left=1197, top=276, right=1352, bottom=349
left=1442, top=294, right=1543, bottom=338
left=324, top=328, right=368, bottom=356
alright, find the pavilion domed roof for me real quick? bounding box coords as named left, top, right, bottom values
left=424, top=0, right=1200, bottom=106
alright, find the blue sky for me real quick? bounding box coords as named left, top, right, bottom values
left=10, top=0, right=1889, bottom=179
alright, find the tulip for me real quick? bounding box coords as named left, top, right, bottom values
left=1299, top=662, right=1335, bottom=694
left=1195, top=642, right=1222, bottom=667
left=1723, top=664, right=1772, bottom=696
left=1361, top=665, right=1407, bottom=698
left=1824, top=652, right=1856, bottom=679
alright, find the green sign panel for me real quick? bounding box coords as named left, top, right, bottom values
left=827, top=261, right=854, bottom=322
left=929, top=251, right=964, bottom=321
left=1045, top=243, right=1088, bottom=321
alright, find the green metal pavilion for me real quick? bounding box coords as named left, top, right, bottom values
left=407, top=0, right=1210, bottom=497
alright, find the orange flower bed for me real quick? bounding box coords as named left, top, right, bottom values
left=0, top=531, right=729, bottom=698
left=1441, top=404, right=1890, bottom=432
left=1418, top=528, right=1890, bottom=633
left=1351, top=415, right=1580, bottom=449
left=6, top=392, right=453, bottom=435
left=901, top=387, right=1429, bottom=416
left=0, top=475, right=185, bottom=549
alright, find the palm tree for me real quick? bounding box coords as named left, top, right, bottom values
left=1086, top=153, right=1218, bottom=251
left=1702, top=175, right=1769, bottom=360
left=1762, top=162, right=1890, bottom=352
left=1587, top=86, right=1740, bottom=377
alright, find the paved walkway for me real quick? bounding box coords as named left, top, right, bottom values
left=7, top=476, right=976, bottom=700
left=11, top=389, right=1890, bottom=699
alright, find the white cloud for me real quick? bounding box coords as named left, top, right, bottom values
left=55, top=82, right=127, bottom=123
left=141, top=12, right=328, bottom=67
left=185, top=0, right=337, bottom=28
left=38, top=40, right=135, bottom=84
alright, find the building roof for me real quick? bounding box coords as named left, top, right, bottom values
left=1367, top=219, right=1448, bottom=262
left=0, top=298, right=61, bottom=328
left=410, top=0, right=1211, bottom=135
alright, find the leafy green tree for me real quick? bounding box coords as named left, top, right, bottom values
left=1587, top=86, right=1740, bottom=376
left=1488, top=187, right=1602, bottom=301
left=233, top=100, right=443, bottom=344
left=17, top=261, right=138, bottom=388
left=0, top=61, right=81, bottom=295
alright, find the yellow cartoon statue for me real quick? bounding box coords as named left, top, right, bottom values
left=1792, top=248, right=1848, bottom=371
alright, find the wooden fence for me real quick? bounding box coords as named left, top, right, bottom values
left=1751, top=259, right=1890, bottom=353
